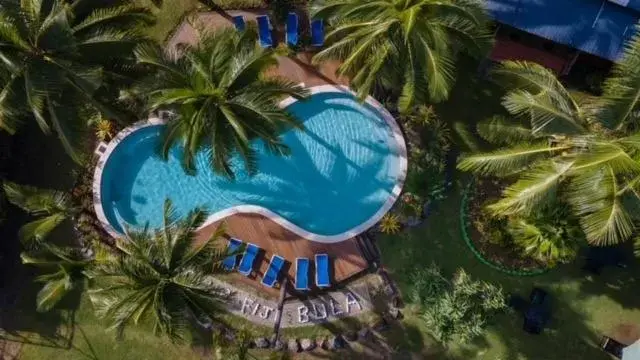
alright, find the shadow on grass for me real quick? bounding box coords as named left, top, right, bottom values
left=374, top=187, right=638, bottom=359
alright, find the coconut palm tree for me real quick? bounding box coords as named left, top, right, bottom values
left=88, top=200, right=229, bottom=342
left=458, top=60, right=640, bottom=246
left=0, top=0, right=153, bottom=161
left=132, top=27, right=309, bottom=179
left=21, top=242, right=93, bottom=312
left=3, top=181, right=76, bottom=246
left=310, top=0, right=492, bottom=112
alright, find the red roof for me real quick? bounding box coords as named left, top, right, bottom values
left=490, top=38, right=569, bottom=74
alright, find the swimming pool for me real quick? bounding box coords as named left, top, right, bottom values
left=94, top=85, right=406, bottom=243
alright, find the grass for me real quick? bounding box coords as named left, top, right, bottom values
left=376, top=188, right=640, bottom=359
left=134, top=0, right=203, bottom=43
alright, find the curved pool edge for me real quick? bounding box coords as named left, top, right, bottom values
left=92, top=85, right=408, bottom=243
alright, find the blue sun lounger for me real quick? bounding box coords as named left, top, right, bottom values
left=295, top=257, right=309, bottom=290
left=315, top=253, right=330, bottom=288
left=222, top=238, right=243, bottom=270
left=257, top=15, right=273, bottom=48
left=233, top=15, right=245, bottom=32
left=261, top=255, right=285, bottom=287
left=238, top=243, right=260, bottom=276
left=286, top=12, right=299, bottom=46
left=311, top=19, right=324, bottom=47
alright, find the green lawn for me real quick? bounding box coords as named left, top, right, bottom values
left=376, top=189, right=639, bottom=359
left=134, top=0, right=203, bottom=42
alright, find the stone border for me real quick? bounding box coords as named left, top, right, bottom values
left=460, top=181, right=550, bottom=276
left=93, top=85, right=407, bottom=243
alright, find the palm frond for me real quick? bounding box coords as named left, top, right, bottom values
left=476, top=115, right=535, bottom=145
left=3, top=181, right=71, bottom=214
left=488, top=160, right=573, bottom=216
left=19, top=213, right=67, bottom=245
left=457, top=142, right=565, bottom=176
left=569, top=167, right=634, bottom=245
left=600, top=25, right=640, bottom=130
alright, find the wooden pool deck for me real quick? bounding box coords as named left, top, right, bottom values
left=172, top=11, right=371, bottom=298
left=196, top=214, right=371, bottom=299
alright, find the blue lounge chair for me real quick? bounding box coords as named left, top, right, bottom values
left=315, top=254, right=330, bottom=288
left=257, top=15, right=273, bottom=48
left=295, top=257, right=309, bottom=290
left=261, top=255, right=285, bottom=287
left=233, top=15, right=245, bottom=32
left=222, top=238, right=243, bottom=271
left=238, top=243, right=260, bottom=276
left=286, top=12, right=299, bottom=46
left=311, top=19, right=324, bottom=47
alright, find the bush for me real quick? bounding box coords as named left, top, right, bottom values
left=410, top=264, right=507, bottom=345
left=506, top=203, right=583, bottom=266
left=203, top=0, right=267, bottom=10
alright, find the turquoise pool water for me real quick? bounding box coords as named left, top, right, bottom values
left=99, top=91, right=403, bottom=236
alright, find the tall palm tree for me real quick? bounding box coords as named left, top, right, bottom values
left=458, top=60, right=640, bottom=246
left=310, top=0, right=492, bottom=112
left=0, top=0, right=153, bottom=161
left=4, top=181, right=76, bottom=246
left=88, top=200, right=229, bottom=342
left=132, top=27, right=309, bottom=179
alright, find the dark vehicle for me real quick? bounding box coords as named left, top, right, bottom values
left=523, top=288, right=551, bottom=334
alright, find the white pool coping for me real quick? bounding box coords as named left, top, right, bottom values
left=92, top=85, right=407, bottom=243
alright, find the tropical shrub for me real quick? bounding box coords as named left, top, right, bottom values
left=95, top=119, right=115, bottom=142
left=88, top=200, right=229, bottom=342
left=131, top=27, right=308, bottom=178
left=506, top=204, right=582, bottom=266
left=311, top=0, right=492, bottom=112
left=410, top=264, right=507, bottom=345
left=0, top=0, right=154, bottom=161
left=379, top=214, right=401, bottom=234
left=458, top=55, right=640, bottom=246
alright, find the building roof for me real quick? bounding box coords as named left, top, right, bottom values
left=490, top=38, right=569, bottom=73
left=485, top=0, right=639, bottom=61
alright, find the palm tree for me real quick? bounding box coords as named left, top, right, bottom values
left=3, top=181, right=76, bottom=246
left=88, top=200, right=230, bottom=342
left=458, top=60, right=640, bottom=246
left=132, top=27, right=309, bottom=178
left=0, top=0, right=153, bottom=161
left=310, top=0, right=492, bottom=112
left=21, top=243, right=93, bottom=312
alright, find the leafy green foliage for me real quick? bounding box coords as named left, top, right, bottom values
left=403, top=105, right=450, bottom=203
left=132, top=28, right=308, bottom=179
left=311, top=0, right=492, bottom=112
left=3, top=181, right=76, bottom=246
left=201, top=0, right=267, bottom=9
left=21, top=243, right=92, bottom=312
left=0, top=0, right=154, bottom=161
left=458, top=60, right=640, bottom=246
left=88, top=200, right=230, bottom=343
left=410, top=264, right=507, bottom=344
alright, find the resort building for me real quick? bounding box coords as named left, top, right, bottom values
left=486, top=0, right=640, bottom=74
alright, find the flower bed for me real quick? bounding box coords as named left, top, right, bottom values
left=460, top=181, right=550, bottom=276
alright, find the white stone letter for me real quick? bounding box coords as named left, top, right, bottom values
left=251, top=302, right=261, bottom=316
left=241, top=297, right=254, bottom=314
left=313, top=302, right=327, bottom=319
left=329, top=298, right=344, bottom=316
left=261, top=306, right=274, bottom=319
left=345, top=292, right=362, bottom=313
left=298, top=305, right=310, bottom=323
